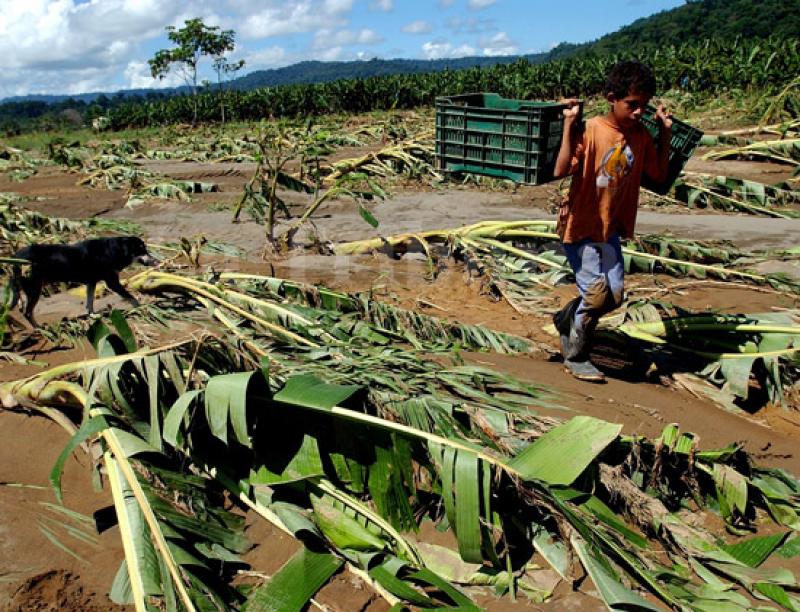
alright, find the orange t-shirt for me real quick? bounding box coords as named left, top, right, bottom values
left=557, top=115, right=661, bottom=243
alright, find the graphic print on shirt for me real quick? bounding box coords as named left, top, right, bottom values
left=596, top=141, right=634, bottom=188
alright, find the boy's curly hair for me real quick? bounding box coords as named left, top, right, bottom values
left=604, top=60, right=656, bottom=99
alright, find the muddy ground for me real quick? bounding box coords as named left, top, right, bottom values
left=1, top=144, right=799, bottom=610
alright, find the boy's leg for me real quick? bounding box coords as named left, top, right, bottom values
left=603, top=235, right=625, bottom=316
left=558, top=236, right=624, bottom=381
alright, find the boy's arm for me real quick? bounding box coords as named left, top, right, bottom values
left=653, top=104, right=673, bottom=182
left=553, top=98, right=582, bottom=178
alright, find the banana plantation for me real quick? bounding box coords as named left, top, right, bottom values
left=2, top=30, right=800, bottom=612
left=103, top=36, right=800, bottom=129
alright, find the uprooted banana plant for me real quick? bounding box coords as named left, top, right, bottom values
left=70, top=147, right=221, bottom=207
left=47, top=139, right=90, bottom=168
left=77, top=163, right=157, bottom=191
left=671, top=173, right=800, bottom=218
left=333, top=221, right=800, bottom=409
left=702, top=138, right=800, bottom=166
left=126, top=269, right=532, bottom=354
left=334, top=219, right=800, bottom=297
left=322, top=135, right=441, bottom=184
left=4, top=278, right=800, bottom=609
left=125, top=180, right=220, bottom=208
left=606, top=301, right=800, bottom=413
left=760, top=75, right=800, bottom=128
left=231, top=123, right=386, bottom=250
left=0, top=145, right=50, bottom=181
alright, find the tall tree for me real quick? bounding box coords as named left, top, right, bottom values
left=149, top=18, right=240, bottom=125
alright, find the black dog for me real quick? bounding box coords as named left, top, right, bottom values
left=9, top=236, right=157, bottom=325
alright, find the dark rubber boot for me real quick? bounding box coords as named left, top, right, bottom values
left=553, top=297, right=581, bottom=359
left=553, top=297, right=581, bottom=335
left=564, top=358, right=606, bottom=382
left=558, top=304, right=605, bottom=382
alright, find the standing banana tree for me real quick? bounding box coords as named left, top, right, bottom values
left=231, top=122, right=308, bottom=237
left=232, top=122, right=385, bottom=252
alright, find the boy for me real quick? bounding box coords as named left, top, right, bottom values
left=552, top=60, right=672, bottom=382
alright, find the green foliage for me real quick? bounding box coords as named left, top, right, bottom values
left=588, top=0, right=800, bottom=54
left=619, top=303, right=800, bottom=411
left=0, top=199, right=141, bottom=257
left=8, top=311, right=800, bottom=609
left=244, top=547, right=342, bottom=611
left=95, top=35, right=800, bottom=129
left=4, top=0, right=800, bottom=133
left=148, top=18, right=241, bottom=124
left=673, top=173, right=800, bottom=217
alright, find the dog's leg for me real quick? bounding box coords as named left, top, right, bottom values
left=85, top=281, right=97, bottom=315
left=21, top=277, right=42, bottom=327
left=8, top=272, right=20, bottom=312
left=105, top=275, right=140, bottom=307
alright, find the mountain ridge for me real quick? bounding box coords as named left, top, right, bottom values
left=0, top=47, right=580, bottom=105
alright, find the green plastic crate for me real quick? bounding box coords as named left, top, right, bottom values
left=435, top=93, right=569, bottom=185
left=640, top=105, right=703, bottom=195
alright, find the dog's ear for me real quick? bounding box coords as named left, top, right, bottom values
left=118, top=237, right=132, bottom=259
left=122, top=236, right=145, bottom=257
left=134, top=237, right=148, bottom=255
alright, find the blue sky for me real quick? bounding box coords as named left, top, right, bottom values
left=0, top=0, right=685, bottom=99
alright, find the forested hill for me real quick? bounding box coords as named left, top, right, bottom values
left=231, top=0, right=800, bottom=91
left=588, top=0, right=800, bottom=54
left=227, top=53, right=565, bottom=91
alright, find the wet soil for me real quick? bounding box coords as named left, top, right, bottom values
left=1, top=135, right=799, bottom=610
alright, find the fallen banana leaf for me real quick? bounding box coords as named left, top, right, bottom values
left=4, top=290, right=800, bottom=610
left=244, top=547, right=342, bottom=612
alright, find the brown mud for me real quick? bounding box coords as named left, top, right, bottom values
left=2, top=144, right=799, bottom=610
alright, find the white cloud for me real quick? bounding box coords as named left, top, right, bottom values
left=0, top=0, right=514, bottom=99
left=125, top=60, right=184, bottom=89
left=312, top=28, right=383, bottom=51
left=0, top=0, right=367, bottom=97
left=0, top=0, right=179, bottom=72
left=421, top=41, right=476, bottom=60
left=480, top=31, right=517, bottom=56
left=402, top=20, right=433, bottom=34
left=239, top=0, right=354, bottom=39
left=318, top=46, right=343, bottom=61
left=0, top=0, right=190, bottom=97
left=242, top=45, right=287, bottom=69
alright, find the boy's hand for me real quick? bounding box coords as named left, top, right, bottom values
left=655, top=104, right=673, bottom=130
left=560, top=98, right=582, bottom=124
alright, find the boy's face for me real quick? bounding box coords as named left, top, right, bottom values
left=607, top=90, right=651, bottom=128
